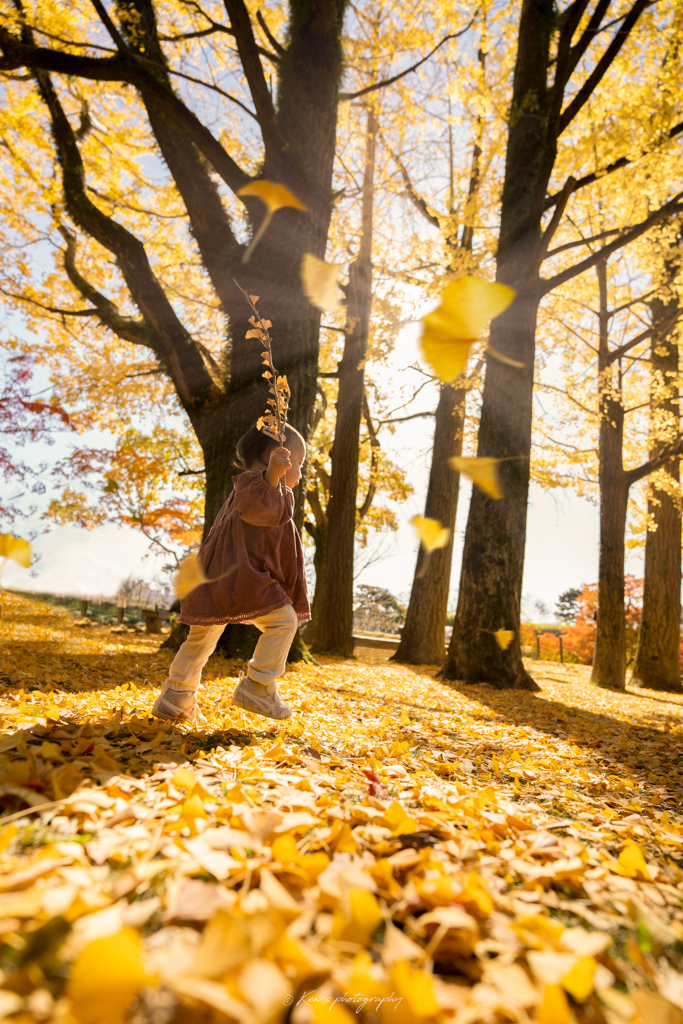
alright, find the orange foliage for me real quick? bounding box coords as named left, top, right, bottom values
left=524, top=578, right=644, bottom=666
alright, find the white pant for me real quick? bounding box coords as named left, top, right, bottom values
left=166, top=604, right=299, bottom=692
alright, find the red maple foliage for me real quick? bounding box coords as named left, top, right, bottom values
left=0, top=355, right=71, bottom=522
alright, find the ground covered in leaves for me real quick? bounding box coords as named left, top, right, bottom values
left=2, top=594, right=683, bottom=1023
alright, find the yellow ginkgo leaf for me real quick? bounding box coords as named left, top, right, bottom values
left=331, top=888, right=383, bottom=946
left=175, top=552, right=208, bottom=599
left=614, top=842, right=652, bottom=881
left=420, top=315, right=475, bottom=383
left=486, top=345, right=525, bottom=369
left=561, top=956, right=596, bottom=1003
left=450, top=456, right=504, bottom=500
left=493, top=629, right=515, bottom=650
left=0, top=533, right=32, bottom=568
left=411, top=515, right=450, bottom=553
left=67, top=928, right=154, bottom=1024
left=420, top=277, right=516, bottom=382
left=537, top=984, right=571, bottom=1024
left=238, top=180, right=309, bottom=262
left=300, top=252, right=345, bottom=310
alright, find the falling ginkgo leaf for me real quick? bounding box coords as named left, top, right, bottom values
left=450, top=456, right=504, bottom=499
left=300, top=252, right=346, bottom=310
left=411, top=515, right=450, bottom=553
left=486, top=345, right=525, bottom=369
left=238, top=180, right=309, bottom=263
left=0, top=532, right=32, bottom=568
left=420, top=277, right=516, bottom=382
left=175, top=552, right=208, bottom=599
left=494, top=629, right=515, bottom=650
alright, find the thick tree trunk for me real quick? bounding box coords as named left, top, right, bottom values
left=311, top=110, right=377, bottom=656
left=632, top=285, right=682, bottom=692
left=591, top=259, right=628, bottom=691
left=442, top=0, right=556, bottom=690
left=393, top=384, right=465, bottom=664
left=442, top=291, right=541, bottom=690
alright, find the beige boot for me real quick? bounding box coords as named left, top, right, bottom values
left=151, top=681, right=207, bottom=725
left=231, top=673, right=292, bottom=721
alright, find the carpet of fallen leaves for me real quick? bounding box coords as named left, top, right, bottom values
left=2, top=594, right=683, bottom=1024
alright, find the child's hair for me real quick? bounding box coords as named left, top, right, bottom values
left=235, top=423, right=306, bottom=470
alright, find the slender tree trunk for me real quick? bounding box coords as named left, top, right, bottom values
left=311, top=108, right=377, bottom=656
left=592, top=259, right=628, bottom=690
left=632, top=281, right=682, bottom=692
left=392, top=384, right=465, bottom=663
left=591, top=469, right=629, bottom=689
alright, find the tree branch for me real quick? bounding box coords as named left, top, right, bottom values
left=385, top=140, right=440, bottom=229
left=342, top=19, right=477, bottom=100
left=545, top=223, right=632, bottom=257
left=532, top=175, right=576, bottom=273
left=626, top=433, right=683, bottom=487
left=608, top=309, right=683, bottom=365
left=223, top=0, right=284, bottom=154
left=0, top=30, right=250, bottom=194
left=57, top=223, right=161, bottom=350
left=540, top=192, right=683, bottom=296
left=161, top=0, right=280, bottom=62
left=306, top=474, right=327, bottom=531
left=357, top=391, right=381, bottom=521
left=256, top=11, right=285, bottom=57
left=552, top=0, right=608, bottom=113
left=558, top=0, right=651, bottom=135
left=34, top=67, right=215, bottom=409
left=544, top=121, right=683, bottom=211
left=89, top=0, right=128, bottom=51
left=116, top=0, right=242, bottom=307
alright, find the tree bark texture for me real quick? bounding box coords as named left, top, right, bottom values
left=591, top=259, right=628, bottom=690
left=392, top=384, right=465, bottom=664
left=443, top=0, right=556, bottom=690
left=632, top=281, right=682, bottom=692
left=311, top=109, right=377, bottom=656
left=441, top=0, right=660, bottom=689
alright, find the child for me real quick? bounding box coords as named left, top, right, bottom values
left=151, top=424, right=309, bottom=724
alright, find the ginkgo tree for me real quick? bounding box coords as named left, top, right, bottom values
left=443, top=0, right=683, bottom=690
left=0, top=0, right=348, bottom=541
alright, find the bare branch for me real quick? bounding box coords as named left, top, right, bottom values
left=0, top=30, right=250, bottom=193
left=256, top=11, right=284, bottom=57
left=544, top=121, right=683, bottom=211
left=540, top=193, right=683, bottom=296
left=558, top=0, right=652, bottom=135
left=34, top=68, right=215, bottom=408
left=341, top=18, right=477, bottom=101
left=89, top=0, right=128, bottom=50
left=384, top=141, right=440, bottom=229
left=545, top=224, right=634, bottom=257
left=223, top=0, right=284, bottom=153
left=357, top=391, right=381, bottom=521
left=626, top=433, right=683, bottom=487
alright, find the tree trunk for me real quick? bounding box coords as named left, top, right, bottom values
left=591, top=475, right=629, bottom=690
left=442, top=0, right=557, bottom=690
left=311, top=108, right=377, bottom=656
left=591, top=259, right=628, bottom=690
left=302, top=512, right=326, bottom=644
left=632, top=282, right=682, bottom=692
left=392, top=383, right=465, bottom=664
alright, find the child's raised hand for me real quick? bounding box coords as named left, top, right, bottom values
left=266, top=446, right=291, bottom=487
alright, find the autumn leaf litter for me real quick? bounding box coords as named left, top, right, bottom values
left=2, top=595, right=683, bottom=1022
